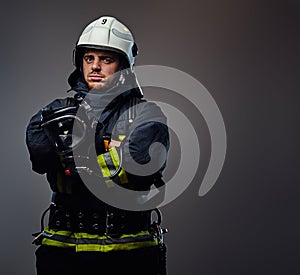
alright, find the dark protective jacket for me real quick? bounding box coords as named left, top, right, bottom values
left=26, top=69, right=169, bottom=242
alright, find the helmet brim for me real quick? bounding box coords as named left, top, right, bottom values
left=75, top=44, right=130, bottom=68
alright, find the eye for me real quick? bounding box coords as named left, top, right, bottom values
left=83, top=55, right=94, bottom=63
left=100, top=56, right=115, bottom=64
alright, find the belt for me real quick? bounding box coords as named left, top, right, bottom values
left=48, top=202, right=151, bottom=237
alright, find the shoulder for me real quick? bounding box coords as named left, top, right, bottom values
left=27, top=96, right=77, bottom=125
left=44, top=96, right=77, bottom=109
left=135, top=98, right=167, bottom=124
left=36, top=96, right=78, bottom=117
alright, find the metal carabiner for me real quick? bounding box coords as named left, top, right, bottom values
left=151, top=208, right=168, bottom=245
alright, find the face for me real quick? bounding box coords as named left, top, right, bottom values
left=82, top=49, right=121, bottom=90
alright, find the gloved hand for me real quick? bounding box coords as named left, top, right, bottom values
left=41, top=105, right=87, bottom=155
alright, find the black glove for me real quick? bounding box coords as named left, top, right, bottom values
left=41, top=105, right=86, bottom=155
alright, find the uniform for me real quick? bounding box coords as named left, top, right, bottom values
left=26, top=16, right=169, bottom=275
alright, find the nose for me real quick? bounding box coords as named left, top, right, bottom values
left=92, top=59, right=101, bottom=71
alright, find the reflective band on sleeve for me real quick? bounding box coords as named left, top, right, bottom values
left=108, top=147, right=128, bottom=184
left=97, top=147, right=128, bottom=184
left=118, top=135, right=126, bottom=141
left=104, top=150, right=118, bottom=176
left=97, top=154, right=111, bottom=177
left=117, top=168, right=128, bottom=184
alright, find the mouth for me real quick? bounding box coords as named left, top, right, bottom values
left=88, top=74, right=105, bottom=82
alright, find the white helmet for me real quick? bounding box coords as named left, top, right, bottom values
left=73, top=16, right=138, bottom=69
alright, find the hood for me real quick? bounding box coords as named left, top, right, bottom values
left=67, top=68, right=89, bottom=96
left=67, top=68, right=143, bottom=122
left=67, top=68, right=143, bottom=100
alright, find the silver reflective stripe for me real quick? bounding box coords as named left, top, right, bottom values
left=103, top=151, right=117, bottom=176
left=42, top=232, right=76, bottom=244
left=42, top=230, right=154, bottom=245
left=77, top=234, right=154, bottom=245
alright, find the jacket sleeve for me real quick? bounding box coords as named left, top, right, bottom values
left=125, top=101, right=169, bottom=172
left=25, top=99, right=65, bottom=174
left=98, top=100, right=170, bottom=190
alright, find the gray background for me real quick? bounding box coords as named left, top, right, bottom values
left=1, top=0, right=299, bottom=274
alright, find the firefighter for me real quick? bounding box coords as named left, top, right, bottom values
left=26, top=16, right=169, bottom=275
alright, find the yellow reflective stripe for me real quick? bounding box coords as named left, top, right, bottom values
left=109, top=147, right=120, bottom=167
left=76, top=240, right=158, bottom=252
left=97, top=154, right=117, bottom=187
left=118, top=168, right=128, bottom=184
left=109, top=147, right=128, bottom=184
left=42, top=238, right=76, bottom=248
left=97, top=148, right=128, bottom=184
left=43, top=228, right=152, bottom=239
left=104, top=151, right=118, bottom=176
left=97, top=154, right=111, bottom=177
left=75, top=230, right=152, bottom=240
left=41, top=228, right=76, bottom=247
left=40, top=228, right=158, bottom=252
left=118, top=135, right=126, bottom=141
